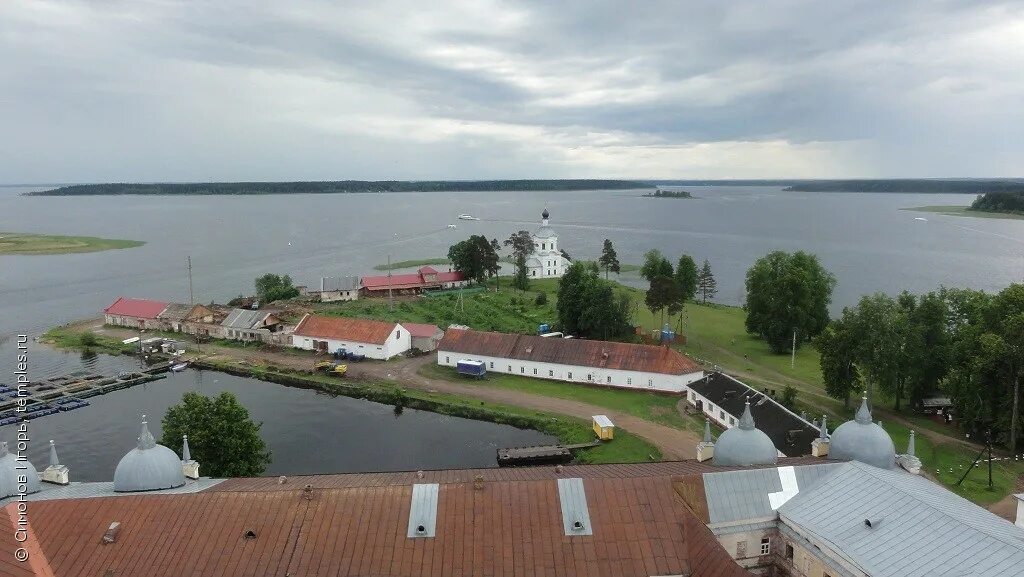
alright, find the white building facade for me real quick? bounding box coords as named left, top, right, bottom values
left=526, top=208, right=570, bottom=279
left=291, top=315, right=411, bottom=360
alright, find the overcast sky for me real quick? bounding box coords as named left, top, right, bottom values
left=1, top=1, right=1022, bottom=182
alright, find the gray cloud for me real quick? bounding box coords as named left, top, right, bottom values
left=1, top=0, right=1021, bottom=182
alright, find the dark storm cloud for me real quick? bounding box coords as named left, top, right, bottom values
left=0, top=0, right=1021, bottom=181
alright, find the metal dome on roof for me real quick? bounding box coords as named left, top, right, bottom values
left=0, top=441, right=40, bottom=498
left=712, top=399, right=779, bottom=466
left=113, top=416, right=185, bottom=492
left=542, top=207, right=549, bottom=219
left=829, top=397, right=896, bottom=469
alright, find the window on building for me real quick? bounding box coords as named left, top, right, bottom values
left=720, top=410, right=725, bottom=420
left=736, top=541, right=747, bottom=558
left=587, top=374, right=592, bottom=381
left=548, top=370, right=554, bottom=377
left=533, top=368, right=537, bottom=375
left=730, top=417, right=736, bottom=426
left=507, top=365, right=512, bottom=372
left=785, top=544, right=794, bottom=560
left=568, top=372, right=573, bottom=379
left=520, top=366, right=525, bottom=374
left=627, top=378, right=632, bottom=385
left=396, top=330, right=401, bottom=339
left=648, top=379, right=653, bottom=387
left=607, top=376, right=611, bottom=384
left=489, top=362, right=493, bottom=368
left=445, top=356, right=449, bottom=363
left=542, top=243, right=546, bottom=250
left=760, top=538, right=770, bottom=556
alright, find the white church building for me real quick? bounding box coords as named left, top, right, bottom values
left=526, top=207, right=570, bottom=278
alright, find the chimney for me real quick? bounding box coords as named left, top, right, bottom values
left=811, top=414, right=830, bottom=457
left=41, top=440, right=70, bottom=485
left=181, top=435, right=200, bottom=480
left=696, top=419, right=715, bottom=462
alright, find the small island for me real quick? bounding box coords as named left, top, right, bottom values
left=643, top=189, right=693, bottom=199
left=904, top=190, right=1024, bottom=220
left=0, top=232, right=145, bottom=255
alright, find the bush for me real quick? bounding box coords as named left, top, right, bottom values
left=79, top=332, right=98, bottom=347
left=535, top=292, right=548, bottom=305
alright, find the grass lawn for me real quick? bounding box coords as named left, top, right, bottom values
left=373, top=257, right=452, bottom=271
left=421, top=364, right=709, bottom=436
left=41, top=326, right=137, bottom=356
left=0, top=232, right=144, bottom=255
left=901, top=206, right=1024, bottom=220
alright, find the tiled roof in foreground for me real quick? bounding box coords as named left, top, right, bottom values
left=4, top=460, right=840, bottom=577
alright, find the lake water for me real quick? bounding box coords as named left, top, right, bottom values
left=2, top=185, right=1023, bottom=473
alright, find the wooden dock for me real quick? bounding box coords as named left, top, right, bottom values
left=0, top=363, right=172, bottom=426
left=496, top=440, right=602, bottom=467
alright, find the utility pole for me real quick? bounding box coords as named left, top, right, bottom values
left=187, top=256, right=194, bottom=305
left=791, top=329, right=796, bottom=368
left=387, top=254, right=393, bottom=311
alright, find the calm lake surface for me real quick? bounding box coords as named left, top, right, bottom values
left=2, top=185, right=1022, bottom=474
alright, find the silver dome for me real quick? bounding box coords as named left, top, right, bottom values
left=0, top=441, right=40, bottom=498
left=713, top=400, right=779, bottom=466
left=113, top=417, right=185, bottom=492
left=829, top=397, right=895, bottom=469
left=535, top=225, right=557, bottom=239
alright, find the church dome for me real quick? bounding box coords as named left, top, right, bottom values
left=713, top=400, right=778, bottom=466
left=829, top=397, right=895, bottom=469
left=113, top=416, right=185, bottom=492
left=0, top=441, right=40, bottom=498
left=542, top=207, right=549, bottom=219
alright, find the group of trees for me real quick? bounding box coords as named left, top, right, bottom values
left=254, top=273, right=300, bottom=304
left=448, top=235, right=500, bottom=284
left=161, top=391, right=271, bottom=477
left=970, top=190, right=1024, bottom=214
left=638, top=248, right=717, bottom=327
left=744, top=251, right=836, bottom=354
left=817, top=284, right=1024, bottom=451
left=556, top=261, right=633, bottom=339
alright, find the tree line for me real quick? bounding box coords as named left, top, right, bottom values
left=28, top=180, right=654, bottom=196
left=818, top=284, right=1024, bottom=451
left=970, top=190, right=1024, bottom=214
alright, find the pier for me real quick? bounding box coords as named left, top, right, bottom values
left=496, top=440, right=601, bottom=467
left=0, top=363, right=172, bottom=426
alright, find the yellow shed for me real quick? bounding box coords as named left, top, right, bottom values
left=592, top=415, right=615, bottom=440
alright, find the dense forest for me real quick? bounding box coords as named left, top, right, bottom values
left=783, top=179, right=1024, bottom=193
left=26, top=180, right=654, bottom=196
left=970, top=190, right=1024, bottom=214
left=642, top=189, right=692, bottom=198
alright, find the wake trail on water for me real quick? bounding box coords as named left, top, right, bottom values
left=934, top=220, right=1024, bottom=245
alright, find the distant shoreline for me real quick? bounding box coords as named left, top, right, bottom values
left=901, top=206, right=1024, bottom=220
left=24, top=179, right=656, bottom=196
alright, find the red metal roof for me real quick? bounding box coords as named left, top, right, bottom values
left=294, top=315, right=397, bottom=345
left=361, top=270, right=466, bottom=291
left=418, top=266, right=438, bottom=274
left=438, top=329, right=703, bottom=375
left=435, top=271, right=465, bottom=282
left=103, top=297, right=169, bottom=319
left=402, top=322, right=442, bottom=338
left=12, top=460, right=776, bottom=577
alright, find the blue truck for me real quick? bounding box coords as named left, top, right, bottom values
left=456, top=359, right=486, bottom=378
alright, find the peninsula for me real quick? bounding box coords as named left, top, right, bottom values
left=25, top=179, right=655, bottom=196
left=783, top=179, right=1024, bottom=194
left=0, top=232, right=144, bottom=255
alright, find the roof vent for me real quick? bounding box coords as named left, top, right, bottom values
left=243, top=529, right=257, bottom=540
left=102, top=522, right=121, bottom=544
left=557, top=478, right=593, bottom=536
left=864, top=517, right=883, bottom=529
left=407, top=483, right=439, bottom=538
left=525, top=347, right=533, bottom=354
left=303, top=484, right=313, bottom=500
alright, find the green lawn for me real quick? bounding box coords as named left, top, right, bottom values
left=41, top=326, right=137, bottom=356
left=373, top=257, right=452, bottom=271
left=421, top=364, right=708, bottom=436
left=0, top=232, right=144, bottom=255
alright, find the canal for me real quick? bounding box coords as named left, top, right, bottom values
left=1, top=343, right=556, bottom=481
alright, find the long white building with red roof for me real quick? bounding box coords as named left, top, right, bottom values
left=103, top=297, right=170, bottom=330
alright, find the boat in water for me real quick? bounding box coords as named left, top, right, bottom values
left=170, top=362, right=189, bottom=372
left=458, top=214, right=479, bottom=220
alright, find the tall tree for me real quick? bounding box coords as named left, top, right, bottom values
left=504, top=230, right=535, bottom=292
left=645, top=275, right=679, bottom=328
left=448, top=235, right=499, bottom=284
left=161, top=391, right=271, bottom=477
left=254, top=273, right=299, bottom=304
left=696, top=259, right=717, bottom=304
left=598, top=239, right=621, bottom=279
left=744, top=251, right=836, bottom=354
left=557, top=261, right=632, bottom=338
left=640, top=249, right=673, bottom=281
left=674, top=255, right=698, bottom=302
left=816, top=316, right=860, bottom=409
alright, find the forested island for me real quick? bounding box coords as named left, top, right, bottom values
left=642, top=189, right=692, bottom=198
left=783, top=179, right=1024, bottom=193
left=969, top=190, right=1024, bottom=214
left=25, top=179, right=654, bottom=196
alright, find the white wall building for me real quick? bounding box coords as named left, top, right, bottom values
left=319, top=276, right=361, bottom=302
left=437, top=329, right=704, bottom=393
left=526, top=208, right=570, bottom=279
left=292, top=314, right=410, bottom=360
